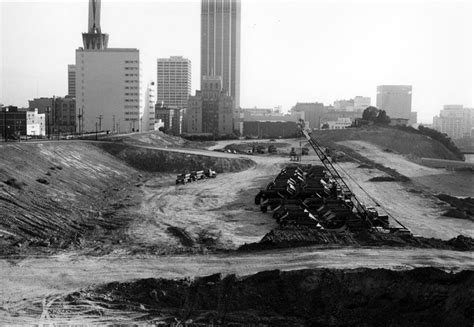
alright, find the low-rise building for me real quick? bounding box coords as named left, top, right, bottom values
left=389, top=118, right=409, bottom=126
left=243, top=121, right=298, bottom=138
left=1, top=106, right=27, bottom=140
left=155, top=105, right=184, bottom=135
left=326, top=117, right=352, bottom=129
left=29, top=96, right=76, bottom=135
left=26, top=109, right=46, bottom=136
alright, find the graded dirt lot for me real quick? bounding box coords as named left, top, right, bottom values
left=0, top=132, right=472, bottom=324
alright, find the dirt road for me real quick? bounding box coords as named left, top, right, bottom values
left=336, top=140, right=474, bottom=239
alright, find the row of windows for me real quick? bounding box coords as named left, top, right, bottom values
left=125, top=60, right=139, bottom=63
left=124, top=105, right=139, bottom=108
left=125, top=67, right=139, bottom=70
left=124, top=112, right=139, bottom=115
left=125, top=73, right=139, bottom=77
left=125, top=80, right=139, bottom=83
left=125, top=99, right=138, bottom=102
left=125, top=93, right=139, bottom=96
left=125, top=86, right=139, bottom=90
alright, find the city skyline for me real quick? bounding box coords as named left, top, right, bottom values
left=1, top=0, right=472, bottom=123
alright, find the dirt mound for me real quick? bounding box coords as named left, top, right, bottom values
left=104, top=130, right=214, bottom=149
left=95, top=143, right=255, bottom=173
left=369, top=176, right=397, bottom=182
left=311, top=126, right=462, bottom=161
left=46, top=267, right=473, bottom=326
left=436, top=194, right=474, bottom=222
left=239, top=226, right=474, bottom=252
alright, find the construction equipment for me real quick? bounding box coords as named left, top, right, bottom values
left=176, top=168, right=217, bottom=185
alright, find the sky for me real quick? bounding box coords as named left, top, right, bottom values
left=0, top=0, right=472, bottom=123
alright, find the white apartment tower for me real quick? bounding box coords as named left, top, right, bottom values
left=156, top=56, right=191, bottom=108
left=141, top=81, right=156, bottom=132
left=75, top=0, right=141, bottom=133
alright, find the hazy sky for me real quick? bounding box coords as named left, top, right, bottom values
left=1, top=0, right=472, bottom=123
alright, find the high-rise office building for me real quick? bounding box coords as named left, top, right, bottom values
left=156, top=56, right=191, bottom=108
left=76, top=0, right=141, bottom=133
left=376, top=85, right=412, bottom=120
left=68, top=64, right=76, bottom=97
left=201, top=0, right=241, bottom=108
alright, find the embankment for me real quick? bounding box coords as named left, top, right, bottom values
left=48, top=267, right=473, bottom=326
left=0, top=142, right=139, bottom=254
left=312, top=126, right=462, bottom=161
left=95, top=142, right=255, bottom=173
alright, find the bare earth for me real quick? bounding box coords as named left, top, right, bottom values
left=0, top=137, right=472, bottom=324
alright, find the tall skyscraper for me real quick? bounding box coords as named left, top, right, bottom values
left=76, top=0, right=141, bottom=133
left=376, top=85, right=412, bottom=120
left=201, top=0, right=241, bottom=108
left=68, top=64, right=76, bottom=97
left=156, top=56, right=191, bottom=108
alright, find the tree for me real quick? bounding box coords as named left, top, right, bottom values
left=362, top=106, right=379, bottom=121
left=375, top=110, right=390, bottom=124
left=321, top=123, right=329, bottom=129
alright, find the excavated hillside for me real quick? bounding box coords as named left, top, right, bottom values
left=0, top=141, right=254, bottom=255
left=311, top=126, right=462, bottom=161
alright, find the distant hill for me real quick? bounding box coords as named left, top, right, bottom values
left=311, top=126, right=463, bottom=161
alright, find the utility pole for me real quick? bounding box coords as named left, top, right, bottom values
left=95, top=122, right=98, bottom=140
left=112, top=115, right=115, bottom=133
left=77, top=106, right=83, bottom=136
left=47, top=107, right=51, bottom=140
left=97, top=114, right=103, bottom=131
left=81, top=107, right=84, bottom=136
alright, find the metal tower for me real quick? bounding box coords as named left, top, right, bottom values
left=82, top=0, right=109, bottom=50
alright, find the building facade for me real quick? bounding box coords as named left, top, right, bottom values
left=1, top=106, right=27, bottom=140
left=354, top=96, right=371, bottom=111
left=53, top=97, right=76, bottom=134
left=156, top=56, right=191, bottom=108
left=333, top=99, right=354, bottom=111
left=201, top=0, right=241, bottom=108
left=68, top=64, right=76, bottom=97
left=155, top=105, right=184, bottom=135
left=290, top=102, right=326, bottom=130
left=75, top=0, right=141, bottom=133
left=376, top=85, right=412, bottom=120
left=26, top=109, right=46, bottom=137
left=186, top=76, right=233, bottom=136
left=433, top=105, right=473, bottom=140
left=141, top=81, right=156, bottom=132
left=243, top=121, right=298, bottom=138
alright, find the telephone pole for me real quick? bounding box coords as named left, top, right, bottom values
left=97, top=114, right=103, bottom=131
left=112, top=115, right=115, bottom=133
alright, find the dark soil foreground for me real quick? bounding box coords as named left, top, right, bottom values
left=240, top=227, right=474, bottom=252
left=47, top=267, right=473, bottom=326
